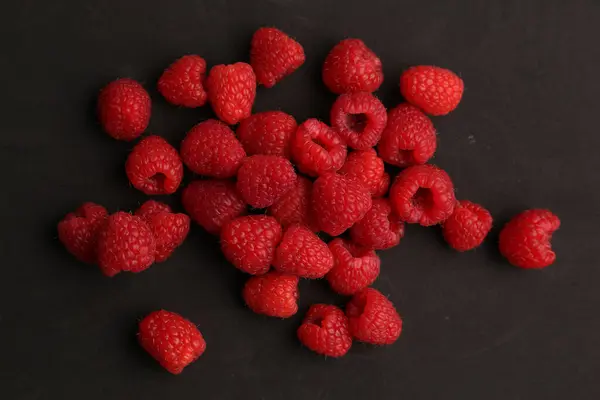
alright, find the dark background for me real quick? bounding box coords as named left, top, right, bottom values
left=1, top=0, right=599, bottom=399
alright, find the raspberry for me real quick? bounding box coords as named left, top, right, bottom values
left=267, top=176, right=318, bottom=231
left=158, top=55, right=208, bottom=108
left=312, top=173, right=372, bottom=236
left=273, top=224, right=334, bottom=279
left=297, top=304, right=352, bottom=357
left=243, top=272, right=299, bottom=318
left=206, top=62, right=256, bottom=125
left=373, top=172, right=390, bottom=198
left=346, top=288, right=402, bottom=345
left=338, top=149, right=385, bottom=196
left=138, top=310, right=206, bottom=374
left=291, top=119, right=347, bottom=177
left=236, top=155, right=297, bottom=208
left=125, top=136, right=183, bottom=195
left=250, top=27, right=305, bottom=88
left=326, top=238, right=380, bottom=295
left=180, top=119, right=246, bottom=178
left=400, top=65, right=464, bottom=116
left=322, top=39, right=383, bottom=94
left=378, top=103, right=437, bottom=167
left=389, top=164, right=456, bottom=226
left=330, top=92, right=387, bottom=150
left=134, top=200, right=172, bottom=223
left=499, top=209, right=560, bottom=269
left=136, top=203, right=190, bottom=262
left=57, top=202, right=108, bottom=264
left=350, top=198, right=405, bottom=250
left=221, top=215, right=282, bottom=275
left=442, top=200, right=492, bottom=252
left=97, top=78, right=151, bottom=141
left=236, top=111, right=297, bottom=158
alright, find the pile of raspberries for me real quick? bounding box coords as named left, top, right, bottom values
left=57, top=27, right=560, bottom=374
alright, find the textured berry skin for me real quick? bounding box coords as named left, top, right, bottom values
left=158, top=55, right=208, bottom=108
left=297, top=304, right=352, bottom=357
left=57, top=202, right=108, bottom=264
left=236, top=111, right=297, bottom=158
left=180, top=119, right=246, bottom=178
left=312, top=173, right=372, bottom=236
left=206, top=62, right=256, bottom=125
left=135, top=200, right=172, bottom=223
left=400, top=66, right=464, bottom=116
left=181, top=180, right=247, bottom=235
left=291, top=119, right=347, bottom=177
left=389, top=164, right=456, bottom=226
left=250, top=27, right=305, bottom=88
left=138, top=310, right=206, bottom=375
left=326, top=239, right=380, bottom=295
left=330, top=92, right=387, bottom=150
left=499, top=209, right=560, bottom=269
left=268, top=176, right=318, bottom=231
left=338, top=149, right=385, bottom=196
left=98, top=78, right=151, bottom=141
left=378, top=103, right=437, bottom=167
left=350, top=198, right=405, bottom=250
left=221, top=215, right=282, bottom=275
left=273, top=224, right=334, bottom=279
left=346, top=288, right=402, bottom=345
left=373, top=172, right=390, bottom=198
left=139, top=206, right=190, bottom=262
left=243, top=272, right=299, bottom=318
left=322, top=39, right=383, bottom=94
left=442, top=200, right=492, bottom=252
left=125, top=136, right=184, bottom=195
left=236, top=155, right=297, bottom=208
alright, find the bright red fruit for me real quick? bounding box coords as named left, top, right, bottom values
left=243, top=272, right=299, bottom=318
left=268, top=176, right=318, bottom=231
left=442, top=200, right=492, bottom=251
left=338, top=148, right=386, bottom=196
left=350, top=198, right=405, bottom=250
left=206, top=62, right=256, bottom=124
left=57, top=202, right=108, bottom=264
left=330, top=92, right=387, bottom=150
left=236, top=155, right=297, bottom=208
left=158, top=55, right=208, bottom=107
left=400, top=65, right=464, bottom=116
left=291, top=119, right=347, bottom=177
left=346, top=288, right=402, bottom=345
left=326, top=239, right=380, bottom=295
left=297, top=304, right=352, bottom=357
left=237, top=111, right=297, bottom=158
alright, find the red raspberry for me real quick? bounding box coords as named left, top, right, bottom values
left=57, top=202, right=108, bottom=264
left=250, top=27, right=305, bottom=88
left=330, top=92, right=387, bottom=150
left=134, top=200, right=172, bottom=223
left=236, top=155, right=297, bottom=208
left=125, top=136, right=183, bottom=195
left=297, top=304, right=352, bottom=357
left=291, top=119, right=347, bottom=177
left=180, top=119, right=246, bottom=178
left=326, top=239, right=380, bottom=295
left=273, top=224, right=334, bottom=279
left=221, top=215, right=282, bottom=275
left=322, top=39, right=383, bottom=94
left=400, top=65, right=464, bottom=116
left=350, top=198, right=405, bottom=250
left=97, top=78, right=151, bottom=141
left=243, top=272, right=299, bottom=318
left=442, top=200, right=492, bottom=252
left=499, top=209, right=560, bottom=269
left=312, top=173, right=372, bottom=236
left=267, top=176, right=318, bottom=231
left=389, top=164, right=456, bottom=226
left=158, top=55, right=208, bottom=108
left=136, top=202, right=190, bottom=262
left=206, top=62, right=256, bottom=125
left=236, top=111, right=297, bottom=158
left=378, top=103, right=437, bottom=167
left=346, top=288, right=402, bottom=345
left=138, top=310, right=206, bottom=375
left=181, top=180, right=247, bottom=235
left=373, top=172, right=390, bottom=198
left=338, top=149, right=385, bottom=196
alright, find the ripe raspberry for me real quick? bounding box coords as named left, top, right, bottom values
left=138, top=310, right=206, bottom=375
left=297, top=304, right=352, bottom=358
left=338, top=149, right=385, bottom=196
left=206, top=62, right=256, bottom=125
left=400, top=65, right=464, bottom=116
left=267, top=176, right=318, bottom=231
left=220, top=215, right=282, bottom=275
left=134, top=200, right=172, bottom=223
left=158, top=55, right=208, bottom=108
left=97, top=78, right=151, bottom=141
left=236, top=111, right=297, bottom=158
left=125, top=136, right=183, bottom=195
left=378, top=103, right=437, bottom=167
left=57, top=202, right=108, bottom=264
left=499, top=209, right=560, bottom=269
left=139, top=206, right=191, bottom=262
left=243, top=272, right=299, bottom=318
left=322, top=39, right=383, bottom=94
left=330, top=92, right=387, bottom=150
left=346, top=288, right=402, bottom=345
left=250, top=27, right=305, bottom=88
left=389, top=164, right=456, bottom=226
left=326, top=238, right=380, bottom=295
left=273, top=224, right=334, bottom=279
left=180, top=119, right=246, bottom=178
left=350, top=198, right=405, bottom=250
left=291, top=119, right=347, bottom=177
left=373, top=172, right=390, bottom=198
left=236, top=155, right=297, bottom=208
left=442, top=200, right=492, bottom=252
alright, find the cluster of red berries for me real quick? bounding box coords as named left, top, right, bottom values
left=58, top=27, right=560, bottom=374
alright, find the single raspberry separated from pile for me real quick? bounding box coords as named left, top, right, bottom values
left=57, top=202, right=108, bottom=264
left=268, top=176, right=318, bottom=231
left=346, top=288, right=402, bottom=345
left=326, top=238, right=380, bottom=295
left=442, top=200, right=492, bottom=252
left=338, top=148, right=386, bottom=196
left=330, top=92, right=387, bottom=150
left=236, top=155, right=297, bottom=208
left=236, top=111, right=297, bottom=158
left=297, top=304, right=352, bottom=358
left=350, top=198, right=405, bottom=250
left=373, top=172, right=390, bottom=198
left=291, top=119, right=347, bottom=177
left=400, top=65, right=464, bottom=116
left=136, top=201, right=190, bottom=262
left=158, top=55, right=208, bottom=108
left=243, top=272, right=299, bottom=318
left=206, top=62, right=256, bottom=124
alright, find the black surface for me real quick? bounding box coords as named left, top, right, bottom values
left=1, top=1, right=600, bottom=399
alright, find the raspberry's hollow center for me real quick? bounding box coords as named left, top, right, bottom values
left=148, top=173, right=166, bottom=190
left=412, top=188, right=434, bottom=211
left=346, top=113, right=368, bottom=133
